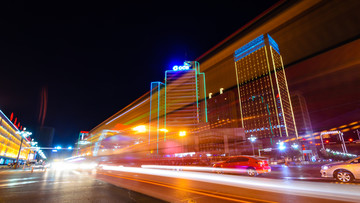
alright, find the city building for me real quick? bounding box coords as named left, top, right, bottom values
left=81, top=1, right=360, bottom=160
left=291, top=91, right=313, bottom=136
left=200, top=88, right=245, bottom=155
left=149, top=61, right=207, bottom=154
left=0, top=110, right=31, bottom=165
left=234, top=34, right=298, bottom=145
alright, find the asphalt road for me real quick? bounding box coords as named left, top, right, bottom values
left=0, top=168, right=165, bottom=203
left=0, top=165, right=359, bottom=203
left=94, top=166, right=360, bottom=203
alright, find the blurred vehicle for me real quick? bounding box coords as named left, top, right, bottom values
left=320, top=157, right=360, bottom=183
left=213, top=156, right=271, bottom=176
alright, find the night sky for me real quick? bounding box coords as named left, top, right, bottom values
left=0, top=1, right=278, bottom=147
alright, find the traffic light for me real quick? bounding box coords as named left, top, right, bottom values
left=349, top=138, right=353, bottom=142
left=325, top=140, right=329, bottom=144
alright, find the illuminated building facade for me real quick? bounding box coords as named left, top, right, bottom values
left=207, top=89, right=239, bottom=129
left=149, top=61, right=207, bottom=153
left=199, top=88, right=245, bottom=155
left=164, top=62, right=207, bottom=132
left=0, top=110, right=31, bottom=165
left=234, top=34, right=297, bottom=142
left=149, top=82, right=165, bottom=153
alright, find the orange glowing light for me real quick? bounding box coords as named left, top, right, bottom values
left=179, top=131, right=187, bottom=137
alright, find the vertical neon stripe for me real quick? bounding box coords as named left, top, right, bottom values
left=164, top=71, right=168, bottom=141
left=279, top=55, right=298, bottom=138
left=270, top=47, right=288, bottom=137
left=157, top=83, right=160, bottom=154
left=200, top=72, right=208, bottom=122
left=195, top=66, right=200, bottom=122
left=235, top=63, right=244, bottom=128
left=264, top=45, right=282, bottom=138
left=149, top=82, right=154, bottom=144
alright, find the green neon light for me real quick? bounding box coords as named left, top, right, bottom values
left=164, top=71, right=168, bottom=141
left=269, top=117, right=274, bottom=134
left=157, top=83, right=160, bottom=154
left=266, top=104, right=271, bottom=115
left=195, top=66, right=200, bottom=122
left=149, top=82, right=153, bottom=144
left=124, top=113, right=149, bottom=125
left=200, top=72, right=208, bottom=122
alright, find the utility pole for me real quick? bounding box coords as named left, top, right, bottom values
left=15, top=129, right=32, bottom=168
left=15, top=137, right=24, bottom=168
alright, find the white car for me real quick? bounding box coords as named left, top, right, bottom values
left=320, top=157, right=360, bottom=182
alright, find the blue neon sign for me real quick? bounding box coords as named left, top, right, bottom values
left=172, top=65, right=190, bottom=71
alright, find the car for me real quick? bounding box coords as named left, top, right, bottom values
left=320, top=156, right=360, bottom=183
left=212, top=156, right=271, bottom=176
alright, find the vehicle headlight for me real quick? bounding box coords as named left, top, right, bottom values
left=321, top=165, right=329, bottom=170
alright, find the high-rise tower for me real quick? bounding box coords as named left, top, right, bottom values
left=149, top=61, right=207, bottom=153
left=234, top=34, right=297, bottom=141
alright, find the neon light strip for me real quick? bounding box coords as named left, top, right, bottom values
left=200, top=72, right=208, bottom=122
left=279, top=55, right=298, bottom=138
left=164, top=71, right=168, bottom=141
left=195, top=66, right=200, bottom=122
left=105, top=98, right=149, bottom=125
left=264, top=44, right=281, bottom=137
left=267, top=34, right=280, bottom=54
left=149, top=82, right=154, bottom=144
left=157, top=83, right=160, bottom=154
left=0, top=110, right=19, bottom=132
left=270, top=47, right=288, bottom=137
left=234, top=63, right=244, bottom=128
left=234, top=35, right=265, bottom=62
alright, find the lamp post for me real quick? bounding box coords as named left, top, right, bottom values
left=248, top=135, right=256, bottom=156
left=15, top=129, right=32, bottom=168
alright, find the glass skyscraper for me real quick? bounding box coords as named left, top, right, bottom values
left=234, top=34, right=298, bottom=141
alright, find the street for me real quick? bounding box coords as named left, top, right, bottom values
left=1, top=164, right=359, bottom=203
left=0, top=168, right=164, bottom=203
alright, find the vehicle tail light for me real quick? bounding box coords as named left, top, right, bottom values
left=257, top=161, right=268, bottom=166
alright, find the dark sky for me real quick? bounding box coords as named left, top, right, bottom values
left=0, top=1, right=278, bottom=147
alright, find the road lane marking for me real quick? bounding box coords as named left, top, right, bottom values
left=98, top=172, right=277, bottom=203
left=0, top=180, right=39, bottom=187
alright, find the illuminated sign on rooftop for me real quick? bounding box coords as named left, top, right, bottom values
left=172, top=62, right=192, bottom=71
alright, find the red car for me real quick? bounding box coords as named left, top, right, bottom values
left=213, top=156, right=271, bottom=176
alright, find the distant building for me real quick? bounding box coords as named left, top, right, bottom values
left=35, top=126, right=54, bottom=147
left=291, top=92, right=313, bottom=136
left=234, top=34, right=298, bottom=143
left=207, top=88, right=239, bottom=129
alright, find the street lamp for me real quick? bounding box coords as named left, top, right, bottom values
left=132, top=125, right=146, bottom=133
left=159, top=129, right=168, bottom=133
left=179, top=131, right=187, bottom=137
left=15, top=129, right=32, bottom=168
left=277, top=141, right=286, bottom=151
left=248, top=135, right=257, bottom=155
left=291, top=143, right=299, bottom=149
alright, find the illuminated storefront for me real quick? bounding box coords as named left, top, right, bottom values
left=0, top=110, right=31, bottom=165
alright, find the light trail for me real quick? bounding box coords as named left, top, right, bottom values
left=98, top=172, right=275, bottom=203
left=141, top=165, right=256, bottom=173
left=99, top=166, right=360, bottom=202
